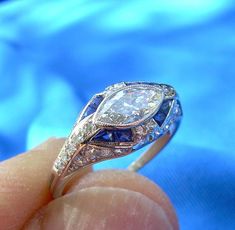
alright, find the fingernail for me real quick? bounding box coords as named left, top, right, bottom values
left=25, top=187, right=173, bottom=230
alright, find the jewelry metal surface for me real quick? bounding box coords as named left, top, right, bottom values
left=50, top=82, right=182, bottom=198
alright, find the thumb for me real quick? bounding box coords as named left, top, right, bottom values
left=24, top=170, right=178, bottom=230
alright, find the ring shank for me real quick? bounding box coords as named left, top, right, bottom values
left=127, top=133, right=171, bottom=172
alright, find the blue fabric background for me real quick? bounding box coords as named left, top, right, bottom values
left=0, top=1, right=234, bottom=229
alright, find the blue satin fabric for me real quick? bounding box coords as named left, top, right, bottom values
left=0, top=1, right=234, bottom=229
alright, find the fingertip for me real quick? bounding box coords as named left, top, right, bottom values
left=67, top=170, right=178, bottom=229
left=25, top=187, right=173, bottom=230
left=25, top=170, right=178, bottom=230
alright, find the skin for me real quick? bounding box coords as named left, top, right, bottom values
left=0, top=138, right=178, bottom=230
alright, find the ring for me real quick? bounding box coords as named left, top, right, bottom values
left=50, top=82, right=182, bottom=198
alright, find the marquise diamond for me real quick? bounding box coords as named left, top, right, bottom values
left=94, top=85, right=164, bottom=127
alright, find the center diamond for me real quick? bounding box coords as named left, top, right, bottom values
left=94, top=85, right=164, bottom=127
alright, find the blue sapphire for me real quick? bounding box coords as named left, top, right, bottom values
left=153, top=99, right=172, bottom=126
left=153, top=112, right=166, bottom=126
left=93, top=129, right=133, bottom=142
left=93, top=130, right=114, bottom=142
left=81, top=95, right=103, bottom=120
left=161, top=100, right=172, bottom=112
left=176, top=100, right=182, bottom=115
left=126, top=82, right=156, bottom=86
left=113, top=129, right=133, bottom=142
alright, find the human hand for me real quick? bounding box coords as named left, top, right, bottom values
left=0, top=138, right=178, bottom=230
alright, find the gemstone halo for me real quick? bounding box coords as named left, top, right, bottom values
left=93, top=84, right=164, bottom=128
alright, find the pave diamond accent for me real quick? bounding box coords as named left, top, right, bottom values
left=163, top=99, right=182, bottom=132
left=70, top=115, right=98, bottom=144
left=67, top=145, right=131, bottom=175
left=161, top=84, right=176, bottom=98
left=105, top=82, right=126, bottom=95
left=53, top=140, right=77, bottom=175
left=133, top=119, right=161, bottom=150
left=53, top=115, right=99, bottom=175
left=94, top=85, right=164, bottom=127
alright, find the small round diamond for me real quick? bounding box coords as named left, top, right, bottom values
left=161, top=84, right=175, bottom=98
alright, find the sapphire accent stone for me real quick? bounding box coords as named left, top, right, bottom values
left=113, top=129, right=133, bottom=142
left=153, top=113, right=166, bottom=126
left=93, top=129, right=133, bottom=142
left=153, top=99, right=173, bottom=126
left=126, top=82, right=156, bottom=86
left=81, top=95, right=103, bottom=120
left=93, top=130, right=114, bottom=142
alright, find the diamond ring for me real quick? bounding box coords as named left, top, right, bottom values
left=50, top=82, right=182, bottom=198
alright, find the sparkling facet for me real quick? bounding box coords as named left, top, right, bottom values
left=70, top=116, right=97, bottom=144
left=105, top=82, right=126, bottom=92
left=67, top=145, right=131, bottom=175
left=95, top=86, right=163, bottom=127
left=93, top=130, right=114, bottom=142
left=161, top=84, right=175, bottom=98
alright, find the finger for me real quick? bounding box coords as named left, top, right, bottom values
left=25, top=170, right=178, bottom=230
left=68, top=170, right=178, bottom=229
left=0, top=138, right=92, bottom=230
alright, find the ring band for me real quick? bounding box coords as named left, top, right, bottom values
left=50, top=82, right=182, bottom=198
